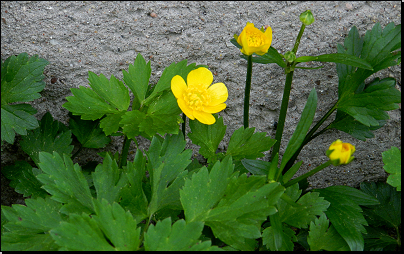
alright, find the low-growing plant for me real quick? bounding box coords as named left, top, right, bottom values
left=1, top=10, right=401, bottom=251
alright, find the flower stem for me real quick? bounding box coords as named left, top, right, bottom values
left=243, top=55, right=253, bottom=129
left=283, top=160, right=332, bottom=188
left=182, top=113, right=187, bottom=138
left=119, top=135, right=131, bottom=168
left=271, top=23, right=307, bottom=162
left=282, top=102, right=338, bottom=173
left=292, top=24, right=306, bottom=54
left=271, top=67, right=294, bottom=161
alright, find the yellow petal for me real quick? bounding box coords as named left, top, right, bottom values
left=207, top=82, right=228, bottom=106
left=204, top=103, right=226, bottom=113
left=264, top=26, right=273, bottom=45
left=187, top=67, right=213, bottom=90
left=177, top=98, right=195, bottom=120
left=193, top=110, right=216, bottom=125
left=171, top=75, right=187, bottom=99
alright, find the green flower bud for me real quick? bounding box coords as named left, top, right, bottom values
left=284, top=51, right=296, bottom=63
left=300, top=10, right=315, bottom=26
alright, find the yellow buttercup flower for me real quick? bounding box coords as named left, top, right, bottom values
left=171, top=67, right=228, bottom=125
left=237, top=22, right=272, bottom=56
left=326, top=139, right=356, bottom=166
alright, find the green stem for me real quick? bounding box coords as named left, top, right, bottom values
left=292, top=24, right=306, bottom=54
left=271, top=68, right=294, bottom=161
left=138, top=214, right=153, bottom=248
left=182, top=113, right=187, bottom=139
left=119, top=135, right=131, bottom=168
left=283, top=160, right=332, bottom=188
left=243, top=55, right=253, bottom=129
left=271, top=23, right=306, bottom=162
left=283, top=103, right=338, bottom=173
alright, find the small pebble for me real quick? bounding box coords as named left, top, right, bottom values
left=51, top=78, right=57, bottom=84
left=150, top=12, right=157, bottom=18
left=345, top=3, right=353, bottom=10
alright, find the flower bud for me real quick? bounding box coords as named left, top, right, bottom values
left=284, top=51, right=296, bottom=63
left=326, top=139, right=355, bottom=166
left=300, top=10, right=315, bottom=26
left=237, top=22, right=272, bottom=56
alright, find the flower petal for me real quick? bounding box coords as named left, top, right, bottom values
left=207, top=82, right=228, bottom=106
left=187, top=67, right=213, bottom=90
left=193, top=110, right=216, bottom=125
left=171, top=75, right=187, bottom=99
left=177, top=98, right=195, bottom=120
left=204, top=103, right=226, bottom=113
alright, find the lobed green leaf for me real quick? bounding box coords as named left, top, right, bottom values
left=382, top=146, right=401, bottom=191
left=20, top=112, right=73, bottom=166
left=188, top=115, right=227, bottom=162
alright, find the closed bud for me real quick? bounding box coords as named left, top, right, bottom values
left=300, top=10, right=315, bottom=26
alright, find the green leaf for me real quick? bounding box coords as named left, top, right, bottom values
left=1, top=104, right=39, bottom=145
left=307, top=213, right=350, bottom=251
left=20, top=112, right=73, bottom=166
left=146, top=133, right=192, bottom=215
left=188, top=115, right=227, bottom=161
left=1, top=197, right=65, bottom=251
left=1, top=161, right=48, bottom=198
left=263, top=212, right=296, bottom=251
left=69, top=113, right=110, bottom=148
left=363, top=224, right=398, bottom=251
left=120, top=110, right=147, bottom=139
left=314, top=185, right=379, bottom=251
left=328, top=110, right=386, bottom=141
left=144, top=217, right=216, bottom=251
left=92, top=153, right=128, bottom=204
left=336, top=23, right=401, bottom=98
left=119, top=150, right=149, bottom=222
left=36, top=152, right=94, bottom=215
left=143, top=60, right=204, bottom=105
left=2, top=197, right=65, bottom=233
left=87, top=71, right=130, bottom=111
left=1, top=231, right=60, bottom=251
left=1, top=53, right=49, bottom=105
left=382, top=146, right=401, bottom=191
left=181, top=157, right=284, bottom=250
left=280, top=88, right=317, bottom=172
left=226, top=127, right=276, bottom=160
left=122, top=53, right=151, bottom=107
left=92, top=199, right=141, bottom=251
left=360, top=182, right=401, bottom=228
left=337, top=77, right=401, bottom=127
left=1, top=52, right=48, bottom=144
left=121, top=91, right=182, bottom=139
left=241, top=158, right=271, bottom=175
left=50, top=213, right=115, bottom=251
left=180, top=156, right=234, bottom=223
left=295, top=53, right=373, bottom=70
left=140, top=91, right=182, bottom=137
left=63, top=86, right=118, bottom=120
left=277, top=184, right=330, bottom=229
left=99, top=112, right=125, bottom=136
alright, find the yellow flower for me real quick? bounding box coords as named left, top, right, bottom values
left=326, top=139, right=356, bottom=166
left=237, top=22, right=272, bottom=56
left=171, top=67, right=228, bottom=125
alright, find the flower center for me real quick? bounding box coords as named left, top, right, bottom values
left=183, top=86, right=211, bottom=111
left=247, top=31, right=263, bottom=47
